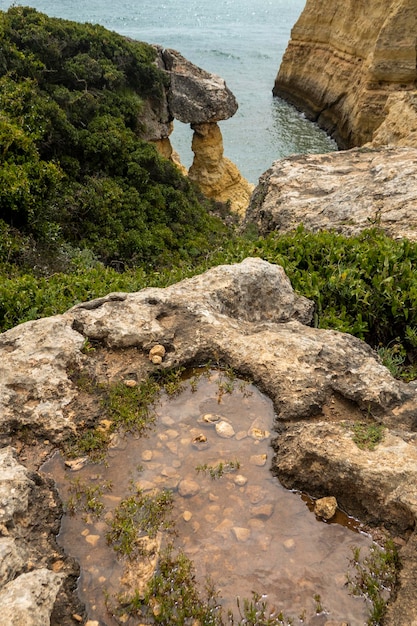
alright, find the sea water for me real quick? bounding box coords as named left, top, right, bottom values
left=0, top=0, right=337, bottom=182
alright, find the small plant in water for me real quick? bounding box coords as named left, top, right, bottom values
left=195, top=460, right=241, bottom=479
left=117, top=544, right=223, bottom=624
left=228, top=592, right=294, bottom=625
left=65, top=477, right=112, bottom=518
left=347, top=540, right=399, bottom=625
left=106, top=487, right=174, bottom=558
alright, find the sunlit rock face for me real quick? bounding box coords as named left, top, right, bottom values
left=273, top=0, right=417, bottom=148
left=188, top=122, right=254, bottom=214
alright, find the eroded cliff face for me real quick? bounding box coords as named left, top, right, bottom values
left=273, top=0, right=417, bottom=148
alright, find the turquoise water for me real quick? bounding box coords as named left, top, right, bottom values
left=0, top=0, right=337, bottom=182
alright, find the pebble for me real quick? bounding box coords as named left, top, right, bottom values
left=166, top=441, right=178, bottom=455
left=183, top=511, right=193, bottom=522
left=249, top=428, right=270, bottom=440
left=234, top=474, right=248, bottom=486
left=235, top=430, right=248, bottom=441
left=215, top=421, right=235, bottom=438
left=160, top=415, right=175, bottom=426
left=250, top=503, right=274, bottom=519
left=141, top=450, right=153, bottom=461
left=232, top=527, right=251, bottom=542
left=178, top=479, right=200, bottom=497
left=314, top=496, right=338, bottom=520
left=64, top=457, right=88, bottom=471
left=166, top=429, right=179, bottom=439
left=85, top=534, right=100, bottom=546
left=249, top=453, right=267, bottom=466
left=283, top=538, right=296, bottom=551
left=201, top=413, right=222, bottom=423
left=124, top=379, right=137, bottom=387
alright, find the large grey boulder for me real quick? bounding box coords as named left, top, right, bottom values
left=245, top=146, right=417, bottom=240
left=156, top=47, right=238, bottom=124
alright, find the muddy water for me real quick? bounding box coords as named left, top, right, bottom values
left=42, top=371, right=372, bottom=625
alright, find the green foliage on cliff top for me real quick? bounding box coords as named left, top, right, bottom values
left=0, top=6, right=227, bottom=268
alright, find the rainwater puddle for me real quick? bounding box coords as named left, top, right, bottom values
left=42, top=370, right=373, bottom=625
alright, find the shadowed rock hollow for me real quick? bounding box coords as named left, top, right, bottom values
left=1, top=259, right=417, bottom=624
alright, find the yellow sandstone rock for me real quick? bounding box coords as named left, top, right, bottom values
left=274, top=0, right=417, bottom=148
left=188, top=122, right=254, bottom=214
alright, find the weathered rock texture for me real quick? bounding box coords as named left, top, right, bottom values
left=145, top=46, right=251, bottom=211
left=245, top=147, right=417, bottom=240
left=1, top=259, right=417, bottom=623
left=273, top=0, right=417, bottom=148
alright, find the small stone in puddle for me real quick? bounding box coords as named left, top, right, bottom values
left=232, top=527, right=251, bottom=542
left=141, top=449, right=153, bottom=461
left=192, top=433, right=209, bottom=449
left=183, top=510, right=193, bottom=522
left=166, top=441, right=178, bottom=455
left=234, top=474, right=248, bottom=486
left=178, top=479, right=200, bottom=497
left=215, top=421, right=235, bottom=438
left=283, top=538, right=295, bottom=551
left=314, top=496, right=338, bottom=520
left=249, top=453, right=267, bottom=466
left=160, top=415, right=175, bottom=426
left=64, top=457, right=88, bottom=471
left=85, top=534, right=100, bottom=547
left=201, top=413, right=223, bottom=423
left=250, top=503, right=274, bottom=519
left=235, top=430, right=248, bottom=441
left=249, top=427, right=270, bottom=440
left=246, top=485, right=266, bottom=504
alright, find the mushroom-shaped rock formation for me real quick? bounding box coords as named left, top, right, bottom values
left=152, top=46, right=253, bottom=212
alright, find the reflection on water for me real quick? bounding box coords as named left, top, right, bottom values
left=42, top=371, right=372, bottom=625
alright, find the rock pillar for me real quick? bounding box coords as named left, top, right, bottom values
left=151, top=46, right=253, bottom=212
left=188, top=123, right=253, bottom=214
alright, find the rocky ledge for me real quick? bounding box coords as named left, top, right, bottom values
left=1, top=259, right=417, bottom=624
left=245, top=146, right=417, bottom=240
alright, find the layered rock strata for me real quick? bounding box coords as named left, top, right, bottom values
left=146, top=47, right=252, bottom=211
left=1, top=259, right=417, bottom=623
left=273, top=0, right=417, bottom=148
left=245, top=146, right=417, bottom=240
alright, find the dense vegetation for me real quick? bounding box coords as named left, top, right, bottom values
left=1, top=7, right=417, bottom=380
left=0, top=6, right=227, bottom=269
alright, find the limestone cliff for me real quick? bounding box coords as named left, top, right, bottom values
left=273, top=0, right=417, bottom=148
